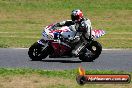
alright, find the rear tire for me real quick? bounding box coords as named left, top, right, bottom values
left=79, top=41, right=102, bottom=62
left=28, top=42, right=49, bottom=61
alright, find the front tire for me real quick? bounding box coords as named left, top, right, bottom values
left=28, top=42, right=49, bottom=61
left=79, top=41, right=102, bottom=62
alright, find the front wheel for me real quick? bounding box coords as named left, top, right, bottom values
left=79, top=41, right=102, bottom=62
left=28, top=42, right=50, bottom=61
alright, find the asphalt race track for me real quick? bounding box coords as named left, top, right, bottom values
left=0, top=48, right=132, bottom=71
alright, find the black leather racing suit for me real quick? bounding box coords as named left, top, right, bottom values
left=54, top=18, right=92, bottom=56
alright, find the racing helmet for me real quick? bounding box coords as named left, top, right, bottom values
left=71, top=9, right=83, bottom=22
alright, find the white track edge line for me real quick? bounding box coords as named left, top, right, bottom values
left=10, top=48, right=132, bottom=50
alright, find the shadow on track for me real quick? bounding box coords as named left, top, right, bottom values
left=42, top=60, right=82, bottom=63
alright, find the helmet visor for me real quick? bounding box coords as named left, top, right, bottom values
left=71, top=15, right=79, bottom=22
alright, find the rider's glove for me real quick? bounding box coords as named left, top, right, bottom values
left=53, top=32, right=60, bottom=39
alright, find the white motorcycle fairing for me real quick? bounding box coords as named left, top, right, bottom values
left=42, top=25, right=77, bottom=41
left=41, top=24, right=105, bottom=42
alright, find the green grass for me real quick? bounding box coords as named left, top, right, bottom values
left=0, top=68, right=130, bottom=77
left=0, top=0, right=132, bottom=48
left=0, top=68, right=131, bottom=88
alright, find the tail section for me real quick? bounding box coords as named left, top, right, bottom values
left=91, top=29, right=105, bottom=38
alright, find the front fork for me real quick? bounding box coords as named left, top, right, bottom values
left=37, top=39, right=49, bottom=51
left=37, top=39, right=47, bottom=45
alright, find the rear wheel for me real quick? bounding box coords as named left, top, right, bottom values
left=79, top=41, right=102, bottom=62
left=28, top=42, right=49, bottom=61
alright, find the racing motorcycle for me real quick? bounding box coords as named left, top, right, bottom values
left=28, top=24, right=105, bottom=62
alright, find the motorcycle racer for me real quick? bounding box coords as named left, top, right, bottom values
left=28, top=9, right=104, bottom=61
left=53, top=9, right=92, bottom=56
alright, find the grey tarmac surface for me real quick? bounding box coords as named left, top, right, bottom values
left=0, top=48, right=132, bottom=71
